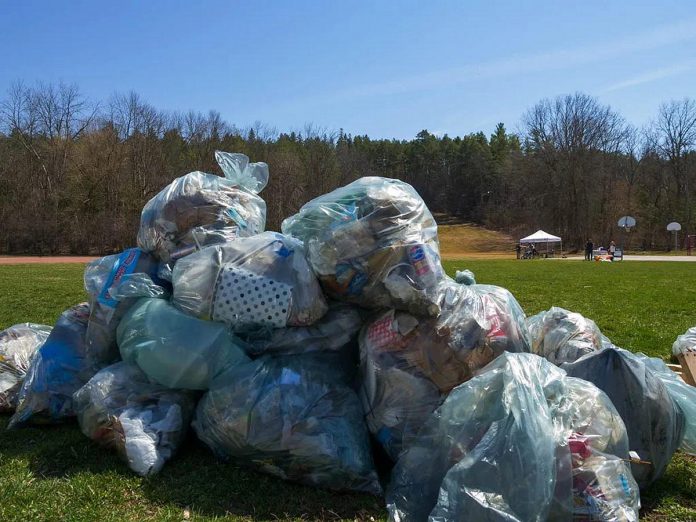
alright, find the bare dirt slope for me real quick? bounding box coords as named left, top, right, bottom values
left=438, top=223, right=514, bottom=259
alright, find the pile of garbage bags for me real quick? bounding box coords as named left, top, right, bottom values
left=1, top=150, right=694, bottom=520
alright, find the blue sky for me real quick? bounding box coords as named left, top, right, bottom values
left=1, top=1, right=695, bottom=139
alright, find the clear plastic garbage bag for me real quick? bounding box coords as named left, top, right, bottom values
left=73, top=362, right=196, bottom=476
left=84, top=248, right=167, bottom=365
left=117, top=298, right=250, bottom=390
left=387, top=352, right=639, bottom=522
left=137, top=151, right=268, bottom=263
left=9, top=303, right=97, bottom=427
left=635, top=353, right=696, bottom=456
left=673, top=326, right=696, bottom=356
left=526, top=306, right=609, bottom=365
left=359, top=280, right=531, bottom=461
left=0, top=323, right=52, bottom=412
left=192, top=354, right=382, bottom=495
left=562, top=347, right=685, bottom=489
left=172, top=232, right=328, bottom=332
left=281, top=177, right=444, bottom=316
left=242, top=302, right=363, bottom=357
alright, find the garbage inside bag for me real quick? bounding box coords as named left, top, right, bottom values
left=137, top=151, right=268, bottom=263
left=0, top=323, right=52, bottom=412
left=173, top=232, right=328, bottom=332
left=9, top=303, right=97, bottom=427
left=84, top=248, right=167, bottom=365
left=562, top=347, right=685, bottom=489
left=526, top=306, right=608, bottom=365
left=242, top=302, right=362, bottom=357
left=73, top=362, right=196, bottom=476
left=673, top=326, right=696, bottom=355
left=454, top=269, right=476, bottom=285
left=635, top=353, right=696, bottom=456
left=359, top=280, right=531, bottom=461
left=192, top=354, right=382, bottom=495
left=281, top=177, right=444, bottom=316
left=386, top=352, right=639, bottom=522
left=117, top=298, right=250, bottom=390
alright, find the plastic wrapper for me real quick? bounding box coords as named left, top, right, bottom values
left=562, top=347, right=685, bottom=489
left=137, top=151, right=268, bottom=263
left=454, top=269, right=476, bottom=285
left=84, top=248, right=166, bottom=364
left=635, top=353, right=696, bottom=456
left=526, top=306, right=608, bottom=365
left=9, top=303, right=97, bottom=427
left=172, top=232, right=328, bottom=332
left=242, top=302, right=362, bottom=357
left=282, top=177, right=444, bottom=316
left=387, top=352, right=639, bottom=522
left=359, top=280, right=531, bottom=460
left=117, top=298, right=250, bottom=390
left=0, top=323, right=52, bottom=412
left=73, top=362, right=195, bottom=476
left=192, top=355, right=382, bottom=495
left=673, top=326, right=696, bottom=355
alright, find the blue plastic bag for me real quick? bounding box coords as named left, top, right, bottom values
left=9, top=303, right=95, bottom=426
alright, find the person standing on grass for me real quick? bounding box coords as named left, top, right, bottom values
left=516, top=244, right=521, bottom=259
left=585, top=239, right=594, bottom=261
left=609, top=240, right=616, bottom=258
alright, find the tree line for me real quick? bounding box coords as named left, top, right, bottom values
left=0, top=81, right=694, bottom=255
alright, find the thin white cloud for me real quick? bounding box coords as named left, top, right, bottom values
left=602, top=63, right=695, bottom=92
left=289, top=17, right=696, bottom=106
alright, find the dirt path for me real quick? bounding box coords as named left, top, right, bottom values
left=0, top=256, right=98, bottom=265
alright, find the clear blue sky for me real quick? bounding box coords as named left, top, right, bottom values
left=1, top=0, right=695, bottom=139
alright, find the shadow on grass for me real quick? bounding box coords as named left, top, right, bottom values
left=0, top=415, right=385, bottom=520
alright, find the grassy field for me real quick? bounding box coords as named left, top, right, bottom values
left=0, top=260, right=695, bottom=521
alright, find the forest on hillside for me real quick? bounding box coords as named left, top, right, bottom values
left=0, top=81, right=694, bottom=254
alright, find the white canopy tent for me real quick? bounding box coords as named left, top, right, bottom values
left=519, top=230, right=562, bottom=257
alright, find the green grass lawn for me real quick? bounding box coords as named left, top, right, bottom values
left=0, top=260, right=695, bottom=521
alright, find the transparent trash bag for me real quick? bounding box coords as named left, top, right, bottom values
left=387, top=352, right=639, bottom=522
left=635, top=353, right=696, bottom=456
left=137, top=151, right=268, bottom=263
left=242, top=302, right=363, bottom=357
left=673, top=326, right=696, bottom=356
left=282, top=177, right=444, bottom=316
left=9, top=303, right=98, bottom=427
left=526, top=306, right=609, bottom=365
left=359, top=280, right=531, bottom=460
left=562, top=347, right=685, bottom=489
left=0, top=323, right=52, bottom=412
left=117, top=298, right=250, bottom=390
left=172, top=232, right=328, bottom=332
left=84, top=248, right=167, bottom=365
left=73, top=361, right=196, bottom=476
left=192, top=354, right=382, bottom=495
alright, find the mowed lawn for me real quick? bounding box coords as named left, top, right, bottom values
left=0, top=260, right=694, bottom=521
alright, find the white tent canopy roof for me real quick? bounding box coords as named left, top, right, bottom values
left=520, top=230, right=562, bottom=243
